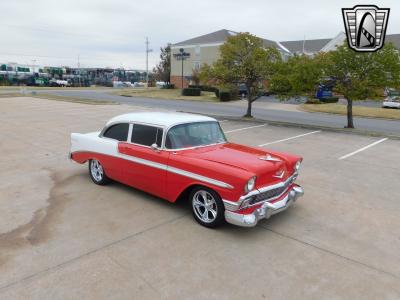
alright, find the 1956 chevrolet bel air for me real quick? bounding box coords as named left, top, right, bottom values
left=70, top=112, right=304, bottom=228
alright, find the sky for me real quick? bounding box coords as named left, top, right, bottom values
left=0, top=0, right=399, bottom=70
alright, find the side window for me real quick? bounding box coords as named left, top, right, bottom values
left=103, top=123, right=129, bottom=141
left=131, top=124, right=163, bottom=147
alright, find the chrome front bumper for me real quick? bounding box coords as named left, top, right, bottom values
left=224, top=185, right=304, bottom=227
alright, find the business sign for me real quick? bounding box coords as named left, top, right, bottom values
left=173, top=52, right=191, bottom=60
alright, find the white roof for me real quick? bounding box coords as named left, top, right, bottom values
left=106, top=112, right=217, bottom=127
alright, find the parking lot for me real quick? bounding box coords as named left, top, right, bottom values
left=1, top=97, right=399, bottom=299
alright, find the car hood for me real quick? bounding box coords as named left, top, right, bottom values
left=178, top=143, right=297, bottom=187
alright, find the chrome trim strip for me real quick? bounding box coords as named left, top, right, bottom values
left=120, top=153, right=168, bottom=171
left=163, top=141, right=227, bottom=152
left=222, top=199, right=241, bottom=211
left=167, top=166, right=234, bottom=189
left=118, top=153, right=233, bottom=189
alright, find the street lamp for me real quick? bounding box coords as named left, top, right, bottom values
left=173, top=48, right=190, bottom=89
left=180, top=48, right=185, bottom=89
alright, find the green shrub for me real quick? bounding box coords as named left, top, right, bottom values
left=320, top=97, right=339, bottom=103
left=182, top=88, right=201, bottom=96
left=215, top=89, right=219, bottom=98
left=219, top=90, right=231, bottom=101
left=306, top=98, right=322, bottom=104
left=162, top=83, right=175, bottom=89
left=189, top=85, right=218, bottom=93
left=188, top=85, right=204, bottom=90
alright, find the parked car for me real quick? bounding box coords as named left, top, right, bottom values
left=384, top=87, right=400, bottom=97
left=70, top=112, right=304, bottom=228
left=382, top=96, right=400, bottom=109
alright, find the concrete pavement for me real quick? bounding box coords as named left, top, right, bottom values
left=0, top=97, right=399, bottom=299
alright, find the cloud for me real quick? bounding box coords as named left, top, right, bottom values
left=0, top=0, right=399, bottom=69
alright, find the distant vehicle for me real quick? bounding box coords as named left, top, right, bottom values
left=315, top=84, right=333, bottom=99
left=156, top=81, right=166, bottom=88
left=113, top=81, right=131, bottom=88
left=239, top=84, right=247, bottom=96
left=382, top=96, right=400, bottom=109
left=384, top=87, right=400, bottom=97
left=49, top=79, right=70, bottom=87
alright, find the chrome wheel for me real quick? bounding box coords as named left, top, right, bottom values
left=192, top=190, right=218, bottom=223
left=90, top=159, right=104, bottom=182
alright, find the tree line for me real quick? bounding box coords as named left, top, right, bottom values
left=154, top=33, right=400, bottom=128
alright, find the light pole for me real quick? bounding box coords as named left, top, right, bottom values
left=145, top=37, right=153, bottom=88
left=180, top=48, right=184, bottom=88
left=173, top=48, right=190, bottom=89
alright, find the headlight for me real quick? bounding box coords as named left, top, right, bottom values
left=244, top=176, right=256, bottom=193
left=294, top=160, right=302, bottom=172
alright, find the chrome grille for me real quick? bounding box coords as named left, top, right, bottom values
left=248, top=174, right=296, bottom=206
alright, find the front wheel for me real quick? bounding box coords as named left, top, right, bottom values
left=89, top=159, right=109, bottom=185
left=190, top=186, right=225, bottom=228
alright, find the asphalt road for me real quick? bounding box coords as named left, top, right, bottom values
left=30, top=89, right=400, bottom=136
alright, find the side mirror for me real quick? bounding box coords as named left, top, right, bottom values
left=151, top=143, right=160, bottom=152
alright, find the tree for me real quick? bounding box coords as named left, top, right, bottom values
left=153, top=44, right=171, bottom=83
left=200, top=33, right=281, bottom=117
left=324, top=43, right=400, bottom=128
left=270, top=53, right=327, bottom=98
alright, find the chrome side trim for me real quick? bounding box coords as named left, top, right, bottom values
left=222, top=199, right=241, bottom=211
left=119, top=153, right=234, bottom=189
left=167, top=166, right=234, bottom=189
left=120, top=153, right=168, bottom=171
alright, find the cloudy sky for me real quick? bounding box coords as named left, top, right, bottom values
left=0, top=0, right=399, bottom=70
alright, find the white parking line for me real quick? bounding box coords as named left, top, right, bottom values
left=225, top=124, right=266, bottom=133
left=338, top=138, right=388, bottom=160
left=258, top=130, right=321, bottom=147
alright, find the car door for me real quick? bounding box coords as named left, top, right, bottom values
left=118, top=123, right=169, bottom=199
left=100, top=122, right=130, bottom=181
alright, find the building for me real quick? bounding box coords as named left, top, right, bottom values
left=170, top=29, right=291, bottom=88
left=170, top=29, right=400, bottom=88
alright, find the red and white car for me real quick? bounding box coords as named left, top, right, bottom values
left=70, top=112, right=304, bottom=228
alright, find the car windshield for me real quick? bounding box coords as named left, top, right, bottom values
left=166, top=121, right=227, bottom=149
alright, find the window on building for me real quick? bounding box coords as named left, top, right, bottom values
left=131, top=124, right=163, bottom=147
left=195, top=45, right=201, bottom=57
left=194, top=62, right=201, bottom=71
left=103, top=123, right=129, bottom=141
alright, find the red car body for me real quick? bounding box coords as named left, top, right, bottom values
left=70, top=112, right=304, bottom=227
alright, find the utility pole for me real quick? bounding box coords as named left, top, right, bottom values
left=77, top=54, right=81, bottom=87
left=145, top=37, right=152, bottom=88
left=31, top=59, right=36, bottom=75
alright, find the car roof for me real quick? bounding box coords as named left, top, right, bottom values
left=106, top=112, right=217, bottom=127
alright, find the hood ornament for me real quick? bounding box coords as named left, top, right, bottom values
left=259, top=154, right=282, bottom=162
left=273, top=169, right=285, bottom=179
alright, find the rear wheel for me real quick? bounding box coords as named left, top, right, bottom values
left=190, top=186, right=225, bottom=228
left=89, top=159, right=109, bottom=185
